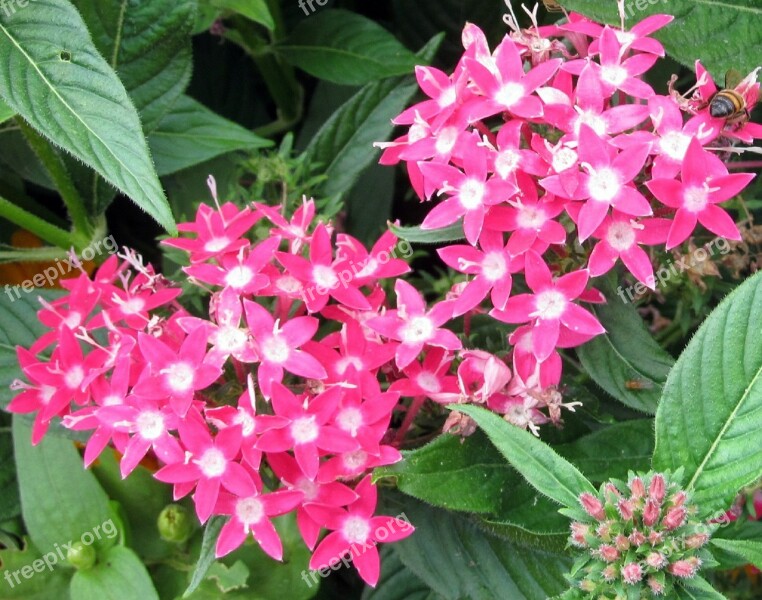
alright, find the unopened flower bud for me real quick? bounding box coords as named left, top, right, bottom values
left=662, top=506, right=687, bottom=531
left=598, top=544, right=620, bottom=563
left=596, top=521, right=612, bottom=542
left=579, top=578, right=596, bottom=593
left=618, top=498, right=634, bottom=520
left=67, top=541, right=96, bottom=570
left=602, top=565, right=618, bottom=581
left=649, top=474, right=666, bottom=503
left=158, top=503, right=193, bottom=543
left=668, top=557, right=701, bottom=579
left=643, top=499, right=660, bottom=526
left=670, top=491, right=687, bottom=508
left=646, top=552, right=667, bottom=569
left=684, top=532, right=709, bottom=549
left=614, top=534, right=630, bottom=551
left=621, top=562, right=643, bottom=584
left=647, top=530, right=663, bottom=546
left=580, top=492, right=606, bottom=520
left=570, top=521, right=590, bottom=547
left=629, top=529, right=646, bottom=546
left=629, top=477, right=645, bottom=500
left=647, top=576, right=665, bottom=595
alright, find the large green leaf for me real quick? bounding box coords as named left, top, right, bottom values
left=0, top=538, right=71, bottom=599
left=72, top=0, right=196, bottom=132
left=0, top=0, right=176, bottom=233
left=13, top=416, right=114, bottom=555
left=0, top=291, right=63, bottom=410
left=362, top=547, right=445, bottom=600
left=389, top=221, right=465, bottom=244
left=210, top=0, right=274, bottom=30
left=556, top=0, right=762, bottom=79
left=374, top=431, right=517, bottom=514
left=184, top=516, right=226, bottom=597
left=710, top=538, right=762, bottom=571
left=303, top=34, right=442, bottom=201
left=384, top=494, right=571, bottom=600
left=653, top=271, right=762, bottom=517
left=0, top=423, right=20, bottom=522
left=70, top=546, right=159, bottom=600
left=456, top=405, right=596, bottom=508
left=577, top=286, right=674, bottom=414
left=277, top=9, right=420, bottom=85
left=0, top=98, right=14, bottom=123
left=149, top=95, right=272, bottom=177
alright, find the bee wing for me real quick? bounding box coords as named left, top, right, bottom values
left=724, top=68, right=743, bottom=90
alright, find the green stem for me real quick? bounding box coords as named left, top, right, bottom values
left=0, top=247, right=70, bottom=263
left=17, top=119, right=93, bottom=243
left=0, top=195, right=73, bottom=249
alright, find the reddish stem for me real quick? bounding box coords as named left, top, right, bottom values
left=729, top=160, right=762, bottom=170
left=473, top=120, right=496, bottom=145
left=395, top=395, right=426, bottom=445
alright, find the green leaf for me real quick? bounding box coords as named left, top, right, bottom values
left=362, top=547, right=445, bottom=600
left=384, top=493, right=571, bottom=600
left=388, top=221, right=465, bottom=244
left=710, top=538, right=762, bottom=571
left=0, top=290, right=64, bottom=410
left=0, top=0, right=176, bottom=233
left=205, top=561, right=249, bottom=594
left=0, top=98, right=14, bottom=123
left=654, top=271, right=762, bottom=517
left=373, top=431, right=517, bottom=514
left=72, top=0, right=196, bottom=132
left=0, top=538, right=72, bottom=599
left=149, top=95, right=272, bottom=177
left=455, top=405, right=597, bottom=508
left=303, top=33, right=443, bottom=200
left=0, top=423, right=20, bottom=521
left=184, top=516, right=226, bottom=597
left=70, top=546, right=159, bottom=600
left=210, top=0, right=274, bottom=30
left=555, top=0, right=762, bottom=79
left=277, top=9, right=420, bottom=85
left=555, top=419, right=654, bottom=482
left=12, top=416, right=115, bottom=555
left=674, top=578, right=729, bottom=600
left=577, top=287, right=674, bottom=414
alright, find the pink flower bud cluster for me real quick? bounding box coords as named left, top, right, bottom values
left=569, top=472, right=714, bottom=597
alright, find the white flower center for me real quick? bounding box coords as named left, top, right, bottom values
left=615, top=30, right=636, bottom=45
left=164, top=362, right=194, bottom=392
left=136, top=410, right=165, bottom=441
left=235, top=496, right=264, bottom=526
left=459, top=179, right=486, bottom=210
left=495, top=149, right=521, bottom=178
left=337, top=407, right=364, bottom=436
left=102, top=394, right=123, bottom=407
left=276, top=275, right=302, bottom=294
left=517, top=206, right=546, bottom=230
left=482, top=252, right=508, bottom=281
left=64, top=312, right=82, bottom=329
left=435, top=126, right=459, bottom=156
left=684, top=187, right=709, bottom=212
left=495, top=82, right=524, bottom=107
left=659, top=131, right=691, bottom=161
left=588, top=167, right=621, bottom=203
left=121, top=297, right=145, bottom=315
left=355, top=258, right=378, bottom=279
left=336, top=356, right=364, bottom=375
left=606, top=221, right=636, bottom=251
left=64, top=366, right=84, bottom=389
left=297, top=478, right=319, bottom=501
left=261, top=336, right=290, bottom=363
left=197, top=447, right=227, bottom=478
left=343, top=450, right=368, bottom=470
left=291, top=416, right=319, bottom=444
left=234, top=408, right=256, bottom=437
left=552, top=147, right=577, bottom=172
left=416, top=371, right=441, bottom=393
left=225, top=266, right=254, bottom=289
left=438, top=86, right=456, bottom=108
left=601, top=65, right=627, bottom=87
left=575, top=110, right=607, bottom=137
left=409, top=123, right=428, bottom=143
left=313, top=265, right=339, bottom=289
left=215, top=326, right=247, bottom=352
left=204, top=237, right=230, bottom=253
left=534, top=290, right=567, bottom=320
left=400, top=316, right=435, bottom=344
left=342, top=515, right=371, bottom=545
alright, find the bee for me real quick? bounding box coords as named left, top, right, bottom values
left=624, top=379, right=654, bottom=391
left=709, top=69, right=750, bottom=125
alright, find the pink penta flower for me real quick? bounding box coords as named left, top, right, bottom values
left=646, top=138, right=755, bottom=248
left=393, top=63, right=470, bottom=127
left=243, top=300, right=326, bottom=398
left=155, top=417, right=257, bottom=523
left=463, top=35, right=561, bottom=120
left=491, top=251, right=604, bottom=361
left=133, top=326, right=222, bottom=417
left=582, top=211, right=671, bottom=288
left=388, top=347, right=458, bottom=402
left=418, top=135, right=517, bottom=245
left=215, top=488, right=305, bottom=559
left=563, top=14, right=674, bottom=57
left=367, top=280, right=461, bottom=369
left=254, top=196, right=316, bottom=254
left=486, top=120, right=548, bottom=181
left=255, top=384, right=357, bottom=480
left=307, top=475, right=415, bottom=587
left=437, top=229, right=515, bottom=315
left=541, top=125, right=652, bottom=241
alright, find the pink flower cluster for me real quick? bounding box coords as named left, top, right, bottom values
left=379, top=9, right=759, bottom=396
